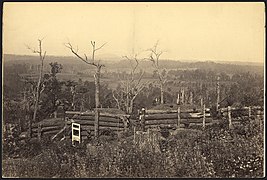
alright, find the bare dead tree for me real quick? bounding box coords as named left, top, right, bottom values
left=65, top=41, right=106, bottom=137
left=146, top=41, right=166, bottom=104
left=26, top=39, right=46, bottom=137
left=113, top=54, right=146, bottom=114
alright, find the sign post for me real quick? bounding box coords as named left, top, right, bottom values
left=72, top=122, right=81, bottom=145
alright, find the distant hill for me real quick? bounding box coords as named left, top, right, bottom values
left=3, top=54, right=264, bottom=75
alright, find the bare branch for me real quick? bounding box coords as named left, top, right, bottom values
left=42, top=51, right=46, bottom=60
left=91, top=41, right=95, bottom=47
left=95, top=42, right=107, bottom=51
left=64, top=42, right=97, bottom=67
left=112, top=90, right=121, bottom=109
left=84, top=54, right=88, bottom=61
left=25, top=44, right=40, bottom=54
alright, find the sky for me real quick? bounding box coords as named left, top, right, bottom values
left=3, top=2, right=265, bottom=63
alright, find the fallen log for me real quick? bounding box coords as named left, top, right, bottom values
left=43, top=129, right=64, bottom=136
left=145, top=109, right=210, bottom=114
left=70, top=125, right=124, bottom=132
left=71, top=116, right=124, bottom=123
left=51, top=126, right=67, bottom=140
left=145, top=119, right=177, bottom=125
left=181, top=118, right=212, bottom=124
left=65, top=111, right=129, bottom=119
left=145, top=113, right=178, bottom=120
left=41, top=126, right=64, bottom=133
left=66, top=120, right=124, bottom=127
left=32, top=121, right=65, bottom=128
left=32, top=125, right=63, bottom=133
left=145, top=124, right=177, bottom=129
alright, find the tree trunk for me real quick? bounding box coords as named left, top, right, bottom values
left=95, top=67, right=101, bottom=109
left=216, top=79, right=220, bottom=112
left=72, top=92, right=76, bottom=111
left=94, top=66, right=101, bottom=137
left=32, top=58, right=44, bottom=121
left=129, top=99, right=134, bottom=114
left=126, top=81, right=130, bottom=113
left=32, top=78, right=41, bottom=122
left=160, top=82, right=164, bottom=104
left=181, top=88, right=185, bottom=104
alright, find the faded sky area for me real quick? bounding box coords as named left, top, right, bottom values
left=3, top=2, right=265, bottom=62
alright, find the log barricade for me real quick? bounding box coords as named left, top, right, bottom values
left=220, top=106, right=264, bottom=122
left=140, top=106, right=263, bottom=130
left=142, top=108, right=211, bottom=129
left=64, top=111, right=129, bottom=141
left=30, top=112, right=129, bottom=141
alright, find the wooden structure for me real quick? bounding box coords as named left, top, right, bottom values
left=64, top=111, right=130, bottom=141
left=139, top=107, right=212, bottom=130
left=71, top=122, right=81, bottom=144
left=22, top=106, right=263, bottom=142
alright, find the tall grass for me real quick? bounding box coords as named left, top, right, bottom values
left=2, top=119, right=264, bottom=178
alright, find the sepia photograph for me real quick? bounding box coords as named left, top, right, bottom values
left=2, top=2, right=265, bottom=178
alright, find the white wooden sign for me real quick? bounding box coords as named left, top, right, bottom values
left=72, top=122, right=81, bottom=144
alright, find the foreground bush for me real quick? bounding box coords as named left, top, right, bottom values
left=2, top=120, right=264, bottom=178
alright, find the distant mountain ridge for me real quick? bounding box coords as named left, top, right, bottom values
left=3, top=54, right=264, bottom=75
left=4, top=54, right=263, bottom=65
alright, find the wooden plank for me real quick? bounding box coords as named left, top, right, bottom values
left=220, top=106, right=263, bottom=112
left=81, top=116, right=123, bottom=123
left=145, top=112, right=193, bottom=120
left=145, top=113, right=178, bottom=120
left=144, top=118, right=213, bottom=126
left=65, top=111, right=95, bottom=116
left=71, top=117, right=122, bottom=123
left=144, top=115, right=212, bottom=122
left=146, top=109, right=210, bottom=114
left=67, top=120, right=124, bottom=127
left=32, top=121, right=65, bottom=128
left=43, top=129, right=62, bottom=136
left=144, top=109, right=177, bottom=114
left=76, top=125, right=124, bottom=131
left=42, top=126, right=63, bottom=133
left=145, top=119, right=177, bottom=125
left=71, top=115, right=124, bottom=123
left=32, top=125, right=63, bottom=133
left=65, top=111, right=130, bottom=118
left=145, top=124, right=177, bottom=129
left=181, top=118, right=213, bottom=124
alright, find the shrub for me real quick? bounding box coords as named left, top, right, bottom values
left=3, top=118, right=264, bottom=178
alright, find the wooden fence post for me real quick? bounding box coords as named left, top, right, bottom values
left=123, top=117, right=128, bottom=132
left=177, top=93, right=180, bottom=105
left=37, top=123, right=42, bottom=141
left=202, top=104, right=206, bottom=130
left=248, top=106, right=251, bottom=119
left=190, top=91, right=193, bottom=105
left=228, top=106, right=233, bottom=129
left=133, top=126, right=136, bottom=144
left=94, top=110, right=100, bottom=137
left=216, top=77, right=220, bottom=113
left=141, top=108, right=146, bottom=132
left=181, top=88, right=185, bottom=105
left=177, top=106, right=181, bottom=128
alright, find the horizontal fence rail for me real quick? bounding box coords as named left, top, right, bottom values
left=64, top=111, right=129, bottom=141
left=139, top=106, right=263, bottom=130
left=140, top=107, right=211, bottom=129
left=25, top=106, right=263, bottom=142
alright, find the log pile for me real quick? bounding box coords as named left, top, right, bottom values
left=142, top=108, right=211, bottom=129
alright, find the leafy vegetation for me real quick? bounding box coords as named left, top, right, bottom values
left=2, top=119, right=263, bottom=178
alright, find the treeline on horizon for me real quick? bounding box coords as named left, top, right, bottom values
left=3, top=54, right=264, bottom=77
